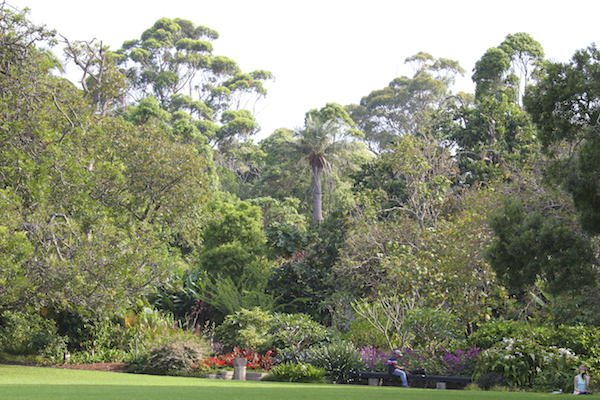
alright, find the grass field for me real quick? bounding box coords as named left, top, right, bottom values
left=0, top=365, right=588, bottom=400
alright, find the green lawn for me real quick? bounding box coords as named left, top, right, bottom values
left=0, top=365, right=587, bottom=400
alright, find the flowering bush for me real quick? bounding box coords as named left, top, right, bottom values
left=439, top=347, right=482, bottom=377
left=359, top=346, right=480, bottom=376
left=360, top=347, right=388, bottom=372
left=474, top=337, right=579, bottom=389
left=196, top=347, right=275, bottom=371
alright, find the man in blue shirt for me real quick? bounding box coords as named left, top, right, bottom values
left=386, top=349, right=408, bottom=387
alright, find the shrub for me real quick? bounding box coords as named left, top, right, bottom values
left=266, top=362, right=325, bottom=383
left=0, top=310, right=64, bottom=356
left=216, top=307, right=274, bottom=352
left=474, top=337, right=579, bottom=388
left=386, top=346, right=481, bottom=376
left=360, top=346, right=388, bottom=372
left=69, top=347, right=134, bottom=364
left=270, top=312, right=330, bottom=358
left=467, top=320, right=523, bottom=350
left=145, top=341, right=206, bottom=372
left=132, top=326, right=209, bottom=373
left=532, top=354, right=577, bottom=393
left=438, top=347, right=481, bottom=377
left=304, top=341, right=366, bottom=383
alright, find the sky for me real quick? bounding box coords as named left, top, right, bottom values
left=8, top=0, right=599, bottom=141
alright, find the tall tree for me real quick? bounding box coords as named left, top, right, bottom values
left=294, top=114, right=358, bottom=221
left=116, top=17, right=273, bottom=147
left=525, top=44, right=600, bottom=235
left=0, top=6, right=212, bottom=315
left=473, top=32, right=544, bottom=104
left=348, top=52, right=464, bottom=153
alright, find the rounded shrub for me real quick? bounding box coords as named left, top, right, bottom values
left=304, top=341, right=366, bottom=383
left=145, top=340, right=206, bottom=373
left=265, top=362, right=325, bottom=383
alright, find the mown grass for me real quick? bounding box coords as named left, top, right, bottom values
left=0, top=365, right=587, bottom=400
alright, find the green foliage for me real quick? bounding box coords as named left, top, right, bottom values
left=0, top=9, right=212, bottom=314
left=405, top=307, right=460, bottom=351
left=200, top=197, right=266, bottom=277
left=216, top=307, right=274, bottom=352
left=303, top=341, right=366, bottom=383
left=69, top=347, right=133, bottom=364
left=467, top=320, right=524, bottom=349
left=266, top=362, right=326, bottom=383
left=532, top=353, right=576, bottom=393
left=0, top=310, right=62, bottom=356
left=474, top=337, right=580, bottom=388
left=525, top=44, right=600, bottom=236
left=486, top=197, right=596, bottom=294
left=196, top=196, right=277, bottom=319
left=117, top=17, right=272, bottom=147
left=348, top=52, right=464, bottom=152
left=343, top=318, right=389, bottom=350
left=472, top=47, right=512, bottom=100
left=448, top=94, right=537, bottom=185
left=202, top=276, right=278, bottom=321
left=294, top=113, right=361, bottom=221
left=148, top=268, right=207, bottom=324
left=473, top=32, right=544, bottom=103
left=215, top=308, right=329, bottom=357
left=268, top=215, right=347, bottom=321
left=143, top=340, right=207, bottom=373
left=270, top=312, right=330, bottom=359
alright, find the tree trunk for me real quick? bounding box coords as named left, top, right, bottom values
left=312, top=165, right=323, bottom=222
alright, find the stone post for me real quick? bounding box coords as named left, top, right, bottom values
left=233, top=357, right=247, bottom=381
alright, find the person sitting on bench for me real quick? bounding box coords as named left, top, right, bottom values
left=386, top=349, right=408, bottom=387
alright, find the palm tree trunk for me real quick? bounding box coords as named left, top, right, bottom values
left=312, top=165, right=323, bottom=222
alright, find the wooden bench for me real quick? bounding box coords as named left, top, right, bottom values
left=346, top=370, right=471, bottom=389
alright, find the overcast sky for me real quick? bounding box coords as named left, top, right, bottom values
left=8, top=0, right=599, bottom=140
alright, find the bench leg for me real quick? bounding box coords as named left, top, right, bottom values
left=368, top=378, right=380, bottom=386
left=436, top=382, right=446, bottom=389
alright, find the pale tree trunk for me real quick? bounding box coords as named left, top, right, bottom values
left=312, top=165, right=323, bottom=222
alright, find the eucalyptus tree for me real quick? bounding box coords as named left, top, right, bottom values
left=116, top=17, right=273, bottom=147
left=347, top=52, right=464, bottom=153
left=473, top=32, right=544, bottom=104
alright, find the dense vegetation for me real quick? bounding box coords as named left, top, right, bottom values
left=2, top=3, right=600, bottom=393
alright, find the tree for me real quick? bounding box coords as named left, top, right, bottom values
left=257, top=128, right=308, bottom=202
left=62, top=37, right=127, bottom=115
left=446, top=93, right=538, bottom=185
left=486, top=197, right=596, bottom=295
left=473, top=32, right=544, bottom=104
left=294, top=113, right=359, bottom=221
left=383, top=135, right=456, bottom=230
left=499, top=32, right=545, bottom=102
left=0, top=6, right=213, bottom=315
left=472, top=47, right=512, bottom=101
left=524, top=44, right=600, bottom=235
left=116, top=17, right=273, bottom=146
left=348, top=52, right=464, bottom=153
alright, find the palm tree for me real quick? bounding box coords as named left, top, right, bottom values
left=294, top=114, right=356, bottom=221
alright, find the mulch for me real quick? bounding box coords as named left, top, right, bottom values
left=52, top=362, right=130, bottom=373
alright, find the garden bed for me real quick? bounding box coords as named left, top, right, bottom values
left=52, top=363, right=130, bottom=373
